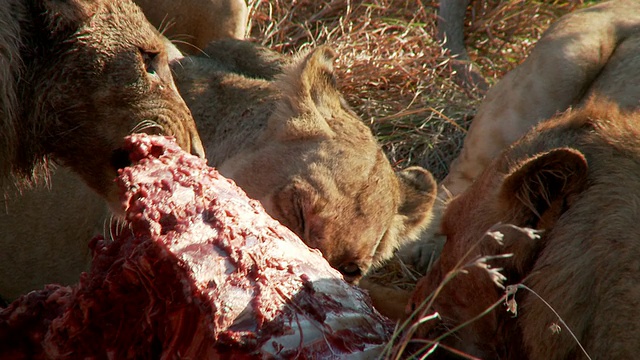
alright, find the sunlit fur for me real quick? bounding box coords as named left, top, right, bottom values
left=410, top=99, right=640, bottom=359
left=133, top=0, right=248, bottom=53
left=1, top=40, right=437, bottom=300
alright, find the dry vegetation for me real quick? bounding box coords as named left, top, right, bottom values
left=243, top=0, right=587, bottom=295
left=245, top=0, right=585, bottom=180
left=243, top=2, right=589, bottom=355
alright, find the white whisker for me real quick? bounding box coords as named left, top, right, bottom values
left=169, top=39, right=208, bottom=57
left=130, top=119, right=164, bottom=134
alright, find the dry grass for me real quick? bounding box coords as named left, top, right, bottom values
left=382, top=225, right=592, bottom=359
left=245, top=0, right=585, bottom=180
left=241, top=1, right=590, bottom=356
left=244, top=0, right=586, bottom=293
left=243, top=1, right=589, bottom=348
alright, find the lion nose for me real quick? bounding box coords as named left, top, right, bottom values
left=190, top=132, right=206, bottom=159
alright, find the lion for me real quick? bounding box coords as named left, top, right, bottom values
left=161, top=40, right=438, bottom=283
left=405, top=0, right=640, bottom=272
left=133, top=0, right=248, bottom=53
left=441, top=0, right=640, bottom=199
left=0, top=0, right=204, bottom=209
left=0, top=40, right=437, bottom=300
left=407, top=99, right=640, bottom=359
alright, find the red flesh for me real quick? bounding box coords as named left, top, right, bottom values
left=0, top=134, right=392, bottom=359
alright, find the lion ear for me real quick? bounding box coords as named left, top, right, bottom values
left=270, top=46, right=343, bottom=141
left=395, top=166, right=438, bottom=242
left=43, top=0, right=100, bottom=34
left=296, top=46, right=343, bottom=115
left=500, top=147, right=588, bottom=230
left=162, top=36, right=184, bottom=64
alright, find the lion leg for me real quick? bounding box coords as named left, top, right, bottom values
left=582, top=34, right=640, bottom=110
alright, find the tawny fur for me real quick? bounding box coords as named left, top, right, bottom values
left=406, top=0, right=640, bottom=273
left=0, top=40, right=437, bottom=300
left=358, top=278, right=412, bottom=321
left=134, top=0, right=248, bottom=53
left=442, top=0, right=640, bottom=198
left=159, top=40, right=437, bottom=283
left=409, top=99, right=640, bottom=359
left=0, top=0, right=204, bottom=206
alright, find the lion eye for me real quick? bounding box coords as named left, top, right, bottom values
left=139, top=48, right=159, bottom=76
left=296, top=198, right=306, bottom=236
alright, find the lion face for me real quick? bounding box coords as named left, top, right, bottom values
left=213, top=46, right=437, bottom=282
left=244, top=134, right=403, bottom=282
left=26, top=0, right=204, bottom=206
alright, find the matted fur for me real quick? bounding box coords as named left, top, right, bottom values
left=0, top=0, right=204, bottom=205
left=0, top=0, right=28, bottom=189
left=409, top=99, right=640, bottom=359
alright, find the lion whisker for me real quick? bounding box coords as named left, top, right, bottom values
left=130, top=119, right=164, bottom=134
left=169, top=39, right=209, bottom=58
left=103, top=214, right=115, bottom=244
left=157, top=15, right=175, bottom=36
left=104, top=213, right=130, bottom=244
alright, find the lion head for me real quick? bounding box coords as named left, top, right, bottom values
left=204, top=46, right=438, bottom=282
left=1, top=0, right=204, bottom=207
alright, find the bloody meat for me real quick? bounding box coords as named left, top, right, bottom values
left=0, top=134, right=392, bottom=359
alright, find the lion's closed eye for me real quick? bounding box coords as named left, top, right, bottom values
left=275, top=183, right=323, bottom=248
left=287, top=188, right=307, bottom=239
left=295, top=196, right=306, bottom=239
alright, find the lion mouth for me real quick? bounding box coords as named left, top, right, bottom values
left=111, top=148, right=132, bottom=170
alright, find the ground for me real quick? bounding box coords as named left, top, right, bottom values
left=246, top=0, right=586, bottom=178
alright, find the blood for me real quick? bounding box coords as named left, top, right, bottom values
left=0, top=134, right=392, bottom=359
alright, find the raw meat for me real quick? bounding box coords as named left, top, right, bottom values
left=0, top=134, right=392, bottom=359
